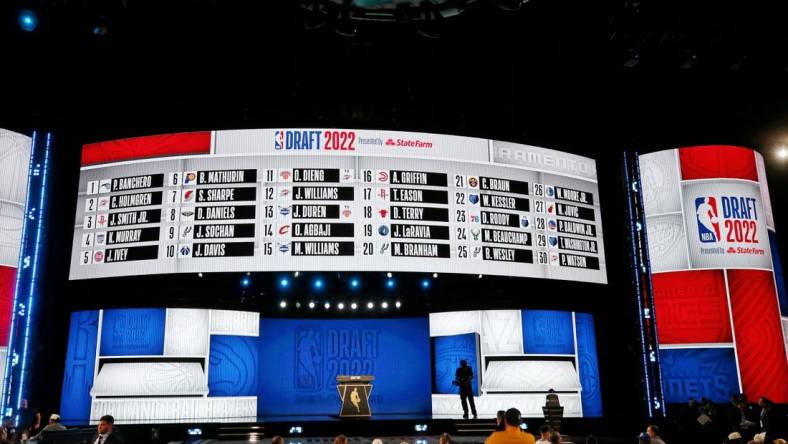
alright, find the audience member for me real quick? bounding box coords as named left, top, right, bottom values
left=90, top=415, right=123, bottom=444
left=440, top=433, right=452, bottom=444
left=646, top=425, right=666, bottom=444
left=535, top=425, right=552, bottom=444
left=548, top=431, right=561, bottom=444
left=17, top=399, right=40, bottom=437
left=272, top=436, right=285, bottom=444
left=485, top=408, right=536, bottom=444
left=585, top=435, right=598, bottom=444
left=372, top=439, right=384, bottom=444
left=726, top=431, right=743, bottom=444
left=757, top=398, right=774, bottom=436
left=496, top=410, right=507, bottom=431
left=335, top=435, right=348, bottom=444
left=1, top=416, right=16, bottom=444
left=30, top=413, right=67, bottom=440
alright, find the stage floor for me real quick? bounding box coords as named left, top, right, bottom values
left=170, top=435, right=628, bottom=444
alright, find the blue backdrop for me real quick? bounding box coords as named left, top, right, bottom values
left=257, top=317, right=432, bottom=416
left=661, top=347, right=740, bottom=403
left=432, top=333, right=480, bottom=396
left=60, top=310, right=99, bottom=425
left=521, top=310, right=575, bottom=355
left=99, top=308, right=165, bottom=356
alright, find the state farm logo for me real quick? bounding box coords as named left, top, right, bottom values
left=384, top=137, right=433, bottom=148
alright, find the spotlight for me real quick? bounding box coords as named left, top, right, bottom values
left=477, top=274, right=483, bottom=279
left=386, top=279, right=395, bottom=289
left=18, top=10, right=38, bottom=32
left=338, top=302, right=345, bottom=310
left=433, top=273, right=438, bottom=278
left=421, top=279, right=430, bottom=289
left=308, top=301, right=316, bottom=309
left=289, top=426, right=303, bottom=435
left=294, top=271, right=300, bottom=277
left=350, top=278, right=360, bottom=289
left=381, top=301, right=389, bottom=309
left=187, top=428, right=202, bottom=436
left=313, top=278, right=324, bottom=290
left=778, top=147, right=788, bottom=160
left=279, top=301, right=287, bottom=309
left=395, top=301, right=402, bottom=308
left=241, top=277, right=251, bottom=287
left=386, top=272, right=393, bottom=278
left=367, top=302, right=374, bottom=309
left=198, top=272, right=203, bottom=278
left=324, top=302, right=331, bottom=309
left=295, top=301, right=301, bottom=309
left=351, top=302, right=358, bottom=310
left=279, top=278, right=290, bottom=288
left=414, top=424, right=428, bottom=432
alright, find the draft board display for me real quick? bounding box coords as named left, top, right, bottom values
left=70, top=129, right=606, bottom=284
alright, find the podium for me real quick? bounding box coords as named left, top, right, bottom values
left=336, top=375, right=374, bottom=418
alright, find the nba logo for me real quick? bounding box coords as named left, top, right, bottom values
left=295, top=328, right=322, bottom=391
left=274, top=131, right=285, bottom=150
left=695, top=196, right=721, bottom=243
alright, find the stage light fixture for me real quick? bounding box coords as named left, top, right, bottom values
left=778, top=147, right=788, bottom=159
left=241, top=277, right=251, bottom=287
left=366, top=302, right=374, bottom=309
left=386, top=272, right=393, bottom=278
left=433, top=273, right=438, bottom=278
left=381, top=301, right=389, bottom=309
left=421, top=279, right=430, bottom=289
left=338, top=302, right=345, bottom=310
left=313, top=278, right=324, bottom=290
left=350, top=278, right=360, bottom=289
left=187, top=428, right=202, bottom=436
left=279, top=301, right=287, bottom=309
left=477, top=274, right=483, bottom=279
left=308, top=301, right=316, bottom=309
left=351, top=302, right=358, bottom=310
left=324, top=302, right=331, bottom=309
left=386, top=278, right=395, bottom=289
left=18, top=10, right=38, bottom=32
left=279, top=278, right=290, bottom=288
left=395, top=301, right=402, bottom=308
left=289, top=426, right=303, bottom=435
left=294, top=271, right=300, bottom=277
left=415, top=424, right=428, bottom=432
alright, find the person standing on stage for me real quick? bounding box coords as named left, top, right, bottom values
left=455, top=360, right=477, bottom=419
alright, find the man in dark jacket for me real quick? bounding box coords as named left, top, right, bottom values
left=455, top=360, right=477, bottom=419
left=89, top=415, right=124, bottom=444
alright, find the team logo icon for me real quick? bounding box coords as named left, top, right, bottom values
left=342, top=205, right=352, bottom=218
left=548, top=219, right=557, bottom=232
left=279, top=206, right=291, bottom=216
left=546, top=186, right=555, bottom=198
left=468, top=194, right=479, bottom=205
left=378, top=225, right=390, bottom=236
left=467, top=177, right=479, bottom=189
left=274, top=130, right=285, bottom=150
left=93, top=250, right=105, bottom=263
left=548, top=235, right=558, bottom=248
left=279, top=224, right=290, bottom=235
left=183, top=172, right=197, bottom=185
left=521, top=216, right=530, bottom=228
left=378, top=209, right=389, bottom=218
left=377, top=171, right=389, bottom=183
left=182, top=189, right=195, bottom=203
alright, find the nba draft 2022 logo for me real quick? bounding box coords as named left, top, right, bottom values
left=295, top=326, right=379, bottom=392
left=694, top=195, right=759, bottom=248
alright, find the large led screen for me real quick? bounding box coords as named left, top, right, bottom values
left=639, top=146, right=788, bottom=403
left=69, top=129, right=606, bottom=283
